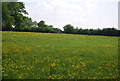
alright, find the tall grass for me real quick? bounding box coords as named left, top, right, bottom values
left=2, top=31, right=119, bottom=79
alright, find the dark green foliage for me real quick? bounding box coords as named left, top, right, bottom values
left=75, top=28, right=119, bottom=36
left=2, top=2, right=14, bottom=31
left=37, top=20, right=47, bottom=27
left=22, top=16, right=37, bottom=27
left=101, top=28, right=119, bottom=36
left=10, top=25, right=120, bottom=36
left=13, top=27, right=63, bottom=33
left=63, top=24, right=119, bottom=36
left=2, top=2, right=28, bottom=31
left=53, top=28, right=63, bottom=33
left=63, top=24, right=75, bottom=34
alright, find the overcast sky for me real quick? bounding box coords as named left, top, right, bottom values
left=19, top=0, right=119, bottom=30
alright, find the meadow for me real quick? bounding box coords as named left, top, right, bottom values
left=2, top=31, right=119, bottom=79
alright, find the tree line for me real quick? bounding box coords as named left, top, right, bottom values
left=63, top=24, right=120, bottom=36
left=2, top=2, right=120, bottom=36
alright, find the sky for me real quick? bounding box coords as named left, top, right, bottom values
left=19, top=0, right=119, bottom=30
left=118, top=1, right=120, bottom=30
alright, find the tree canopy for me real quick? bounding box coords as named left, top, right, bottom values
left=37, top=20, right=47, bottom=27
left=63, top=24, right=75, bottom=34
left=2, top=2, right=28, bottom=30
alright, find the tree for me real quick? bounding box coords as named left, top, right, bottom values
left=63, top=24, right=75, bottom=34
left=37, top=20, right=47, bottom=27
left=22, top=16, right=38, bottom=27
left=2, top=2, right=28, bottom=31
left=101, top=28, right=119, bottom=36
left=48, top=25, right=53, bottom=28
left=22, top=17, right=33, bottom=27
left=2, top=2, right=14, bottom=30
left=32, top=21, right=38, bottom=27
left=53, top=28, right=63, bottom=33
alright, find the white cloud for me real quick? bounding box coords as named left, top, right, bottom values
left=21, top=0, right=118, bottom=29
left=19, top=0, right=119, bottom=3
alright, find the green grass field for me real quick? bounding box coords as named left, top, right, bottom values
left=2, top=31, right=119, bottom=79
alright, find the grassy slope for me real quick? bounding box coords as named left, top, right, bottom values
left=2, top=31, right=119, bottom=79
